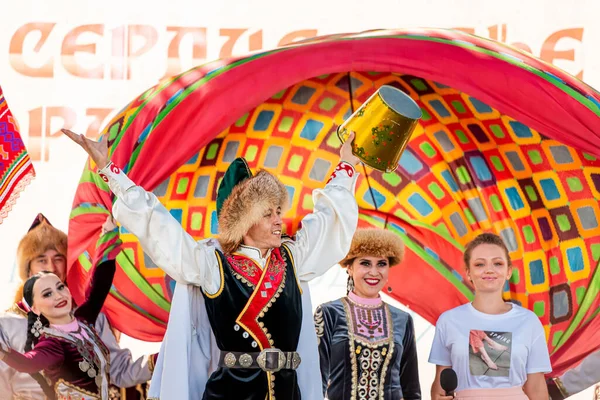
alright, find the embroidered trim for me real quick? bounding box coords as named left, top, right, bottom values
left=314, top=306, right=325, bottom=345
left=281, top=243, right=302, bottom=295
left=55, top=378, right=101, bottom=399
left=357, top=347, right=383, bottom=399
left=345, top=298, right=390, bottom=346
left=268, top=371, right=276, bottom=400
left=228, top=253, right=262, bottom=288
left=378, top=307, right=395, bottom=399
left=346, top=295, right=383, bottom=309
left=43, top=322, right=111, bottom=399
left=235, top=249, right=287, bottom=350
left=98, top=162, right=121, bottom=183
left=98, top=162, right=112, bottom=182
left=326, top=162, right=355, bottom=184
left=342, top=298, right=395, bottom=400
left=258, top=267, right=287, bottom=347
left=234, top=248, right=290, bottom=400
left=203, top=251, right=225, bottom=298
left=0, top=168, right=34, bottom=226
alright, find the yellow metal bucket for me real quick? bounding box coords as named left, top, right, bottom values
left=338, top=85, right=422, bottom=172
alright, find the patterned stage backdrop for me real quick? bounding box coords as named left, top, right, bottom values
left=0, top=87, right=34, bottom=224
left=67, top=29, right=600, bottom=376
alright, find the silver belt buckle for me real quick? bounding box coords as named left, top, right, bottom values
left=257, top=348, right=286, bottom=373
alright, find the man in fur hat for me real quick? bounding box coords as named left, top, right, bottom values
left=0, top=214, right=157, bottom=399
left=63, top=128, right=360, bottom=399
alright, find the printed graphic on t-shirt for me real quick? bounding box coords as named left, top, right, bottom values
left=469, top=330, right=511, bottom=377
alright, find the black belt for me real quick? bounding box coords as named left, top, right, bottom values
left=218, top=349, right=301, bottom=373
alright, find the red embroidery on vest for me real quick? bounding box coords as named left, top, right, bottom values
left=235, top=248, right=287, bottom=349
left=227, top=255, right=262, bottom=287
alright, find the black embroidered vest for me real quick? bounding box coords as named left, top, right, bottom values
left=201, top=244, right=302, bottom=400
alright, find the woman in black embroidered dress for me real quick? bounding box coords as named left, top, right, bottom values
left=315, top=228, right=421, bottom=400
left=0, top=218, right=121, bottom=400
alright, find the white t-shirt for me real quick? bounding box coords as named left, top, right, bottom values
left=428, top=303, right=551, bottom=391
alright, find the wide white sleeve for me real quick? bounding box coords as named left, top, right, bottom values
left=149, top=283, right=214, bottom=400
left=94, top=313, right=152, bottom=388
left=526, top=317, right=552, bottom=374
left=428, top=315, right=452, bottom=366
left=287, top=162, right=359, bottom=282
left=99, top=163, right=220, bottom=292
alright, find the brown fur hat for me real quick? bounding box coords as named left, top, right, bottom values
left=340, top=228, right=405, bottom=267
left=16, top=214, right=67, bottom=282
left=218, top=170, right=289, bottom=254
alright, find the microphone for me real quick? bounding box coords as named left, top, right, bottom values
left=440, top=368, right=458, bottom=396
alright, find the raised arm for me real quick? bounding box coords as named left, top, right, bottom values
left=79, top=218, right=157, bottom=386
left=287, top=133, right=360, bottom=280
left=0, top=339, right=64, bottom=374
left=75, top=218, right=121, bottom=325
left=62, top=129, right=220, bottom=292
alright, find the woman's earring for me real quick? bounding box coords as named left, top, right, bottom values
left=31, top=316, right=43, bottom=337
left=347, top=275, right=355, bottom=294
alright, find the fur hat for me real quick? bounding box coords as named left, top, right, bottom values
left=340, top=228, right=405, bottom=267
left=217, top=159, right=288, bottom=254
left=16, top=213, right=67, bottom=282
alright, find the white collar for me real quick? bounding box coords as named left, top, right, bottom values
left=237, top=244, right=272, bottom=267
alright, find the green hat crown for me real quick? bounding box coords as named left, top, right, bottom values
left=216, top=158, right=252, bottom=217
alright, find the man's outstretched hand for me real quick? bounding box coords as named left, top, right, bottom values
left=62, top=129, right=110, bottom=170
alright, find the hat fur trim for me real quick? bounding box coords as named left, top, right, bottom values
left=16, top=217, right=67, bottom=281
left=341, top=228, right=405, bottom=267
left=218, top=170, right=288, bottom=254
